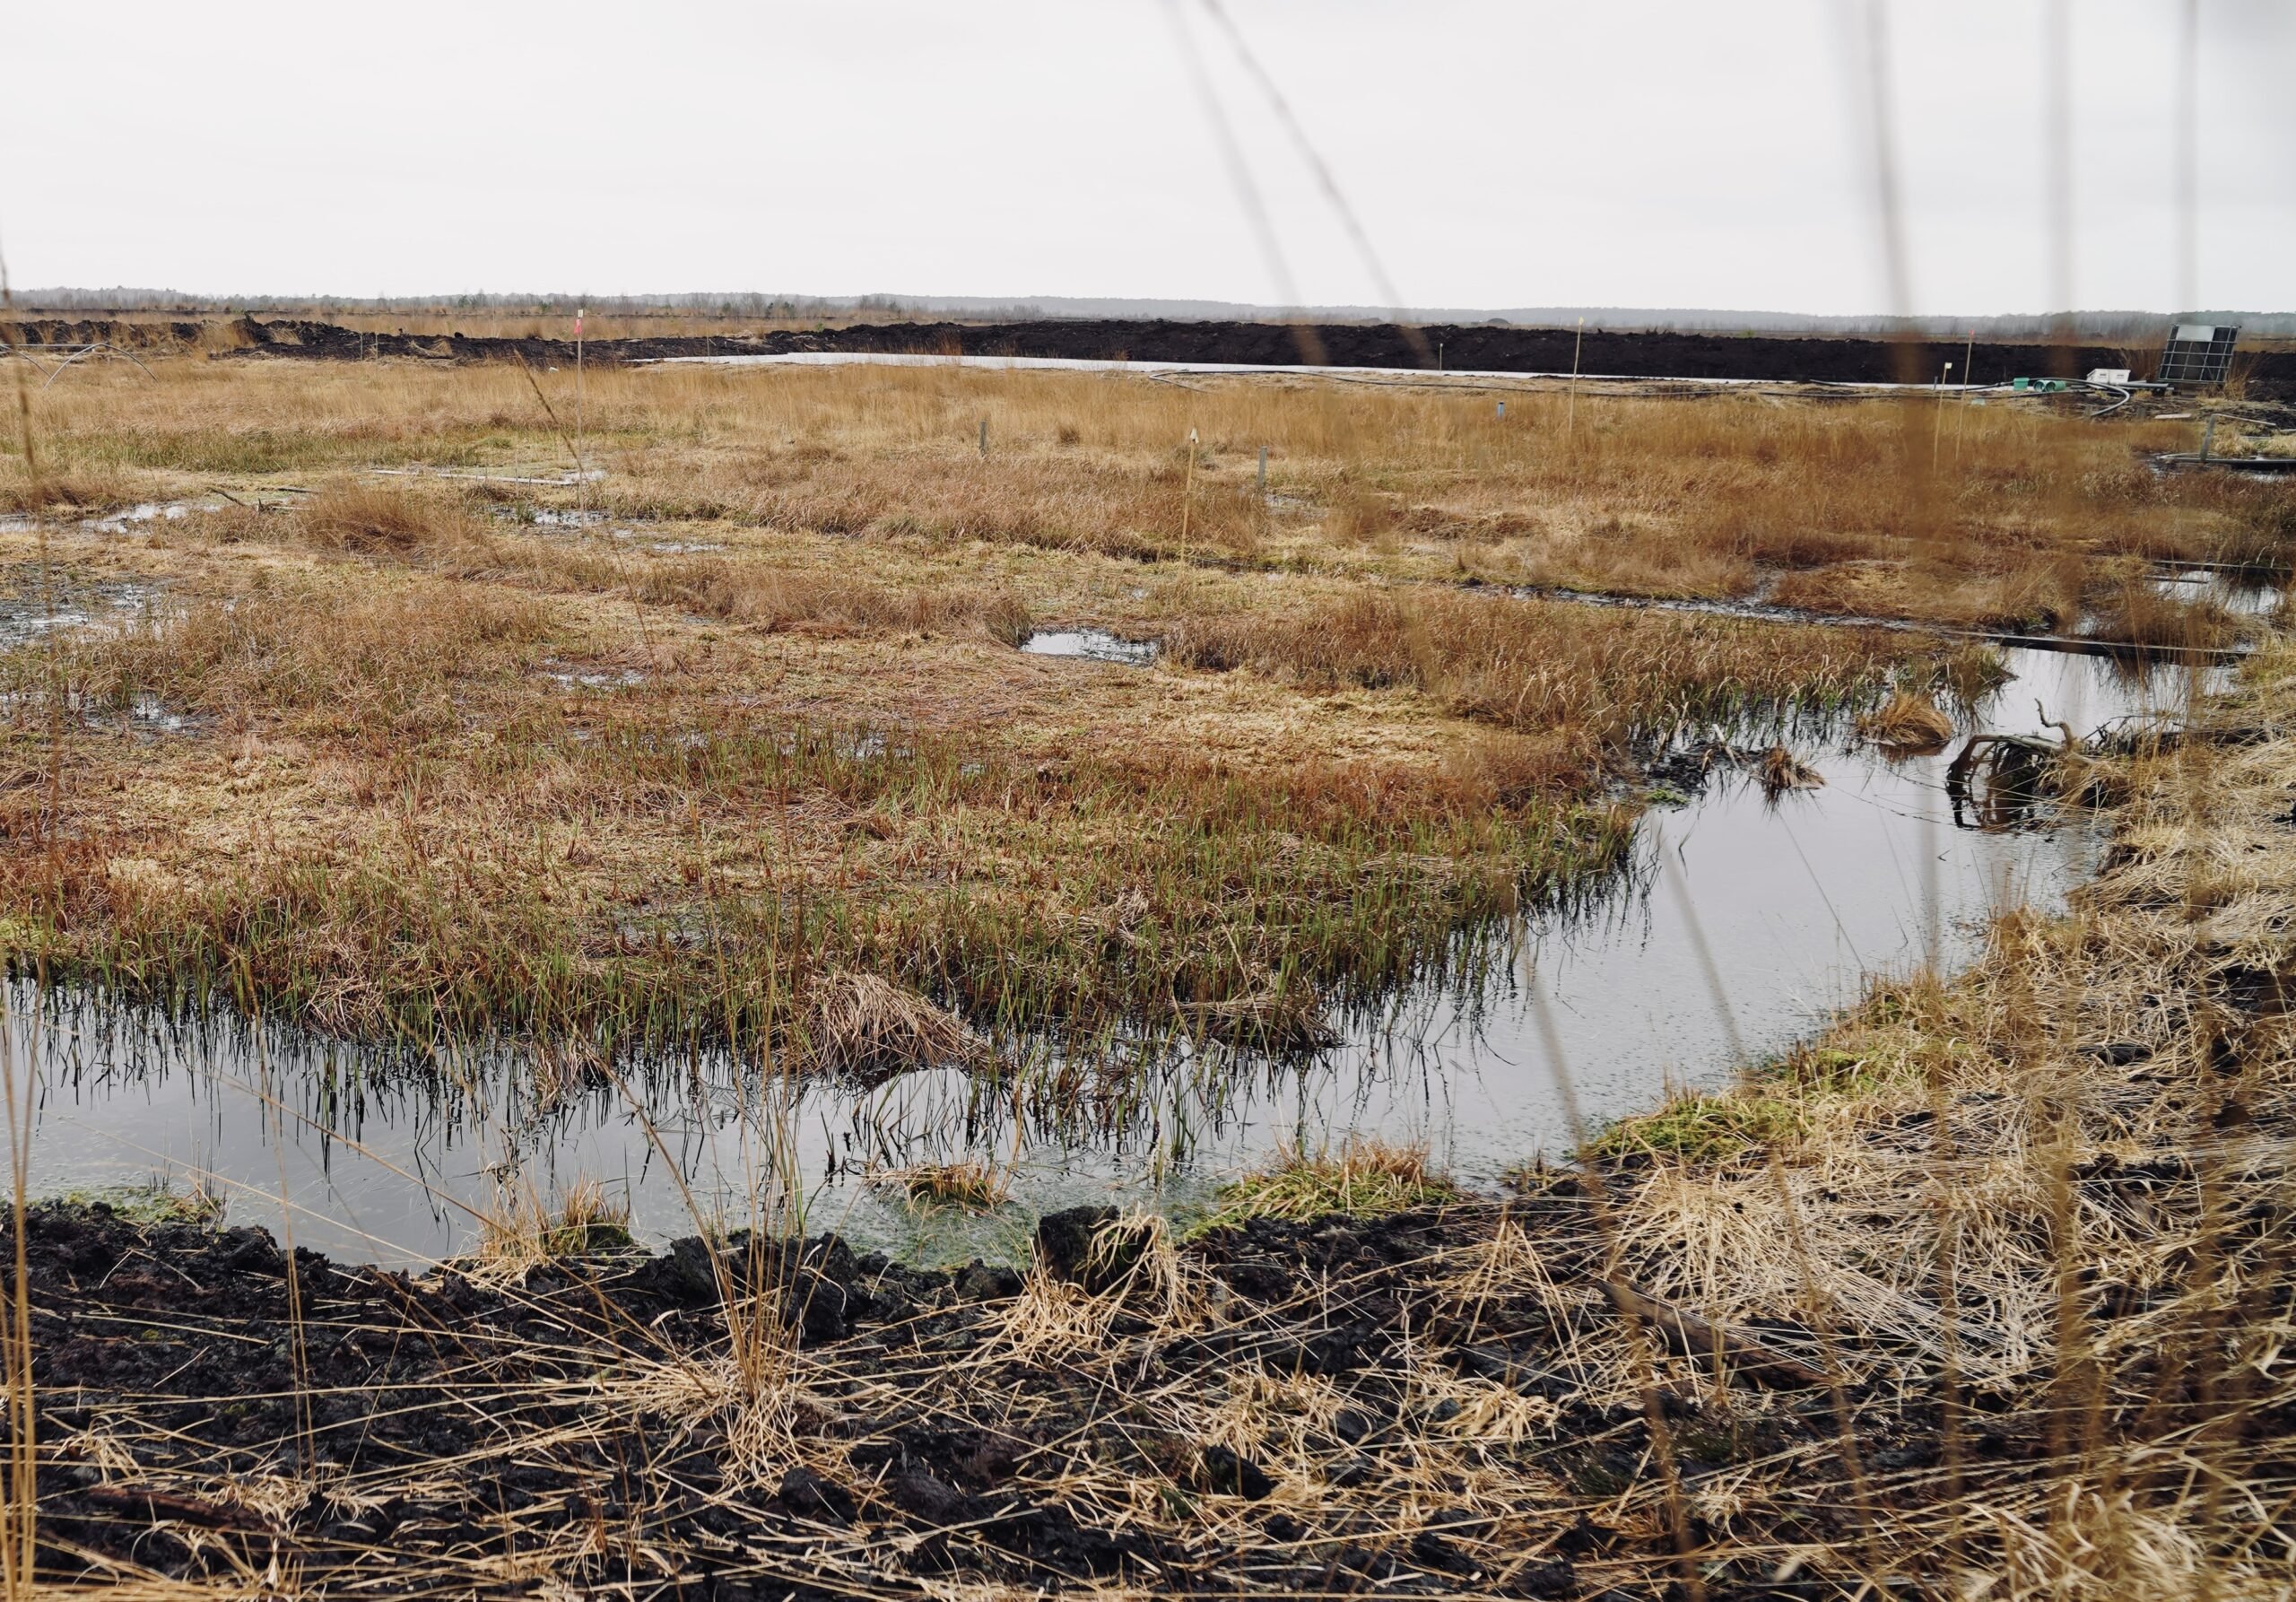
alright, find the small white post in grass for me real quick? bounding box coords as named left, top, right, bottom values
left=1496, top=400, right=1505, bottom=421
left=1181, top=428, right=1199, bottom=563
left=1257, top=446, right=1267, bottom=494
left=1933, top=360, right=1953, bottom=469
left=978, top=417, right=987, bottom=457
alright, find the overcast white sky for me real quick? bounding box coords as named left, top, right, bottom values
left=4, top=1, right=2289, bottom=315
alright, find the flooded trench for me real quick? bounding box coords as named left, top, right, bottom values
left=13, top=646, right=2236, bottom=1267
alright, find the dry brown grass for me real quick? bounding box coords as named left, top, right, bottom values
left=1856, top=687, right=1957, bottom=753
left=1587, top=640, right=2296, bottom=1598
left=0, top=352, right=2266, bottom=1069
left=632, top=554, right=1031, bottom=644
left=9, top=336, right=2292, bottom=1602
left=0, top=465, right=149, bottom=515
left=296, top=480, right=487, bottom=555
left=1755, top=744, right=1824, bottom=794
left=1163, top=587, right=1903, bottom=744
left=870, top=1160, right=1011, bottom=1209
left=2083, top=580, right=2244, bottom=650
left=805, top=971, right=986, bottom=1082
left=17, top=627, right=2293, bottom=1594
left=474, top=1176, right=634, bottom=1279
left=8, top=355, right=2287, bottom=630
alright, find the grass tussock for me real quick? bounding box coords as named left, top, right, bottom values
left=475, top=1177, right=634, bottom=1277
left=1193, top=1137, right=1458, bottom=1233
left=0, top=463, right=149, bottom=515
left=1855, top=687, right=1957, bottom=753
left=2083, top=581, right=2243, bottom=650
left=805, top=971, right=985, bottom=1081
left=297, top=480, right=488, bottom=555
left=1587, top=1090, right=1806, bottom=1162
left=0, top=570, right=552, bottom=737
left=1756, top=743, right=1824, bottom=794
left=47, top=1179, right=226, bottom=1230
left=871, top=1160, right=1011, bottom=1210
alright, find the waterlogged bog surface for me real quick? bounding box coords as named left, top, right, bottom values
left=18, top=648, right=2224, bottom=1268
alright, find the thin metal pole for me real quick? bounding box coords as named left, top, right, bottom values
left=1954, top=330, right=1977, bottom=460
left=1257, top=446, right=1267, bottom=493
left=2174, top=0, right=2199, bottom=315
left=574, top=305, right=586, bottom=520
left=1932, top=361, right=1952, bottom=470
left=978, top=417, right=988, bottom=457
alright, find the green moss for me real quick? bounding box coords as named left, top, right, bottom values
left=1587, top=1093, right=1805, bottom=1163
left=40, top=1183, right=226, bottom=1229
left=1184, top=1145, right=1459, bottom=1237
left=537, top=1220, right=636, bottom=1257
left=1779, top=1045, right=1885, bottom=1093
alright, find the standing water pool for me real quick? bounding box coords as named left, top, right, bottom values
left=14, top=647, right=2227, bottom=1267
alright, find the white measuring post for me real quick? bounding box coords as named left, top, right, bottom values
left=1257, top=446, right=1267, bottom=493
left=1932, top=361, right=1953, bottom=469
left=1496, top=400, right=1505, bottom=420
left=1180, top=427, right=1199, bottom=562
left=979, top=417, right=988, bottom=457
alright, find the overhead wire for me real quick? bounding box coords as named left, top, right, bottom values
left=1156, top=0, right=1326, bottom=365
left=1196, top=0, right=1435, bottom=369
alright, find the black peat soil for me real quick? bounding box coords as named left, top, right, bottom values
left=20, top=313, right=2259, bottom=398
left=21, top=1192, right=1935, bottom=1599
left=24, top=1162, right=2289, bottom=1598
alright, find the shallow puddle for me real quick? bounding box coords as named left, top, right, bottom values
left=13, top=648, right=2235, bottom=1267
left=1019, top=627, right=1159, bottom=666
left=80, top=501, right=220, bottom=535
left=0, top=579, right=160, bottom=651
left=540, top=661, right=648, bottom=691
left=2147, top=565, right=2283, bottom=619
